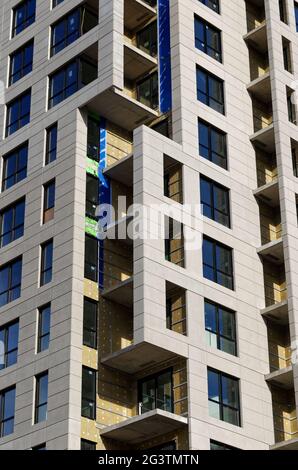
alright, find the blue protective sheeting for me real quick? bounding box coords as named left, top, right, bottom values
left=98, top=117, right=110, bottom=290
left=158, top=0, right=172, bottom=113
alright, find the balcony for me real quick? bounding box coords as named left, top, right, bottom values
left=100, top=409, right=187, bottom=445
left=254, top=180, right=279, bottom=208
left=164, top=155, right=183, bottom=204
left=245, top=0, right=266, bottom=32
left=99, top=359, right=188, bottom=445
left=124, top=42, right=157, bottom=81
left=255, top=149, right=277, bottom=187
left=124, top=0, right=157, bottom=31
left=261, top=300, right=288, bottom=325
left=263, top=261, right=287, bottom=308
left=267, top=321, right=291, bottom=373
left=248, top=73, right=271, bottom=105
left=247, top=44, right=269, bottom=81
left=250, top=123, right=275, bottom=153
left=270, top=386, right=298, bottom=448
left=257, top=201, right=283, bottom=264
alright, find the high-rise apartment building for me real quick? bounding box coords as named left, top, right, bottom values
left=0, top=0, right=298, bottom=451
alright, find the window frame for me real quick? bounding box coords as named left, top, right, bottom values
left=195, top=16, right=222, bottom=62
left=2, top=142, right=28, bottom=192
left=37, top=304, right=51, bottom=353
left=48, top=56, right=97, bottom=109
left=84, top=234, right=98, bottom=282
left=203, top=236, right=234, bottom=290
left=200, top=175, right=231, bottom=228
left=0, top=387, right=16, bottom=438
left=198, top=119, right=228, bottom=169
left=81, top=366, right=96, bottom=420
left=34, top=372, right=49, bottom=424
left=12, top=0, right=36, bottom=37
left=9, top=39, right=34, bottom=86
left=43, top=180, right=55, bottom=224
left=6, top=89, right=31, bottom=137
left=138, top=368, right=174, bottom=415
left=196, top=66, right=225, bottom=114
left=198, top=0, right=220, bottom=14
left=83, top=298, right=98, bottom=350
left=204, top=300, right=237, bottom=356
left=0, top=320, right=19, bottom=370
left=0, top=198, right=25, bottom=248
left=45, top=123, right=58, bottom=165
left=0, top=257, right=22, bottom=308
left=208, top=368, right=241, bottom=427
left=40, top=240, right=53, bottom=287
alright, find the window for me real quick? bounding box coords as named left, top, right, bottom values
left=83, top=298, right=98, bottom=349
left=81, top=367, right=96, bottom=420
left=137, top=21, right=158, bottom=57
left=205, top=300, right=236, bottom=356
left=165, top=217, right=184, bottom=267
left=0, top=258, right=22, bottom=308
left=9, top=40, right=34, bottom=85
left=195, top=16, right=222, bottom=62
left=53, top=0, right=64, bottom=7
left=81, top=439, right=96, bottom=450
left=37, top=305, right=51, bottom=353
left=40, top=240, right=53, bottom=286
left=208, top=368, right=241, bottom=426
left=12, top=0, right=36, bottom=37
left=0, top=387, right=16, bottom=437
left=287, top=87, right=297, bottom=124
left=6, top=89, right=31, bottom=137
left=198, top=119, right=227, bottom=169
left=0, top=321, right=19, bottom=370
left=86, top=174, right=99, bottom=220
left=200, top=176, right=230, bottom=227
left=210, top=440, right=238, bottom=450
left=35, top=372, right=48, bottom=424
left=282, top=37, right=292, bottom=73
left=45, top=123, right=58, bottom=165
left=197, top=67, right=224, bottom=114
left=85, top=235, right=98, bottom=282
left=48, top=57, right=97, bottom=108
left=43, top=180, right=55, bottom=224
left=203, top=237, right=234, bottom=290
left=279, top=0, right=288, bottom=24
left=295, top=2, right=298, bottom=31
left=87, top=117, right=100, bottom=161
left=137, top=72, right=159, bottom=110
left=2, top=142, right=28, bottom=191
left=292, top=143, right=298, bottom=177
left=199, top=0, right=220, bottom=14
left=149, top=442, right=176, bottom=451
left=0, top=199, right=25, bottom=248
left=51, top=6, right=97, bottom=56
left=139, top=369, right=173, bottom=414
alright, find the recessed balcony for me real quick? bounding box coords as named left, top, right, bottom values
left=102, top=277, right=133, bottom=308
left=270, top=385, right=298, bottom=448
left=250, top=123, right=275, bottom=153
left=261, top=300, right=288, bottom=325
left=124, top=0, right=157, bottom=31
left=244, top=22, right=267, bottom=54
left=267, top=321, right=291, bottom=373
left=263, top=261, right=287, bottom=308
left=247, top=73, right=271, bottom=104
left=254, top=180, right=279, bottom=208
left=255, top=149, right=277, bottom=187
left=266, top=366, right=293, bottom=389
left=88, top=87, right=159, bottom=132
left=124, top=42, right=157, bottom=81
left=101, top=341, right=186, bottom=375
left=99, top=409, right=187, bottom=445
